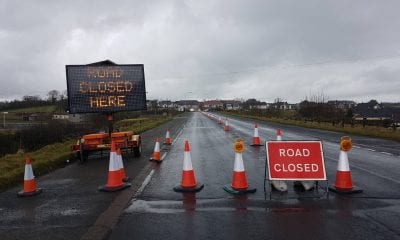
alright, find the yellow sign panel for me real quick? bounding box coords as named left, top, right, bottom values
left=233, top=139, right=245, bottom=153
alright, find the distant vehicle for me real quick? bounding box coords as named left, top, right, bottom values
left=71, top=131, right=141, bottom=163
left=190, top=108, right=195, bottom=112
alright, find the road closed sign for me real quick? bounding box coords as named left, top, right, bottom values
left=266, top=141, right=326, bottom=180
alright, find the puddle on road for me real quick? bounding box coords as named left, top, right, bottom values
left=125, top=199, right=269, bottom=214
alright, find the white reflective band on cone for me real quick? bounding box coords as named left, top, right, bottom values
left=276, top=135, right=282, bottom=141
left=154, top=142, right=160, bottom=152
left=166, top=131, right=170, bottom=138
left=233, top=153, right=245, bottom=172
left=24, top=164, right=34, bottom=180
left=117, top=153, right=123, bottom=169
left=109, top=152, right=120, bottom=171
left=254, top=127, right=259, bottom=137
left=337, top=151, right=350, bottom=171
left=183, top=152, right=193, bottom=171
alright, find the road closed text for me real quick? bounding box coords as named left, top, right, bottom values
left=274, top=163, right=319, bottom=172
left=266, top=141, right=326, bottom=180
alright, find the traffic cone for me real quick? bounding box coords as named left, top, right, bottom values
left=250, top=123, right=263, bottom=146
left=218, top=117, right=222, bottom=124
left=17, top=156, right=42, bottom=197
left=164, top=130, right=172, bottom=145
left=270, top=129, right=288, bottom=192
left=99, top=141, right=131, bottom=192
left=150, top=138, right=162, bottom=162
left=276, top=128, right=282, bottom=141
left=224, top=139, right=256, bottom=194
left=329, top=136, right=362, bottom=194
left=224, top=118, right=230, bottom=131
left=173, top=140, right=204, bottom=192
left=117, top=148, right=130, bottom=182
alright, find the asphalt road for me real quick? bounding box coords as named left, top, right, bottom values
left=108, top=112, right=400, bottom=240
left=0, top=115, right=188, bottom=240
left=0, top=112, right=399, bottom=240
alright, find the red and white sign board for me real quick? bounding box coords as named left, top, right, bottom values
left=266, top=141, right=326, bottom=180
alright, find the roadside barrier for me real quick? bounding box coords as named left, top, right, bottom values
left=223, top=139, right=256, bottom=194
left=117, top=148, right=129, bottom=182
left=18, top=156, right=42, bottom=197
left=99, top=141, right=131, bottom=192
left=164, top=130, right=172, bottom=145
left=250, top=123, right=262, bottom=146
left=329, top=136, right=363, bottom=194
left=150, top=138, right=162, bottom=162
left=173, top=140, right=204, bottom=192
left=224, top=118, right=230, bottom=131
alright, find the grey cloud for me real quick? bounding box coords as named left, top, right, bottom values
left=0, top=0, right=399, bottom=102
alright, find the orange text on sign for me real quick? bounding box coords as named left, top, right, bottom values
left=89, top=96, right=126, bottom=108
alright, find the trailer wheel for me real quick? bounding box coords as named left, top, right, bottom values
left=133, top=144, right=142, bottom=157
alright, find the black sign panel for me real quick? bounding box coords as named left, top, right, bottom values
left=66, top=64, right=147, bottom=114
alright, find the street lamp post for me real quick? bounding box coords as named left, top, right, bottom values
left=2, top=112, right=8, bottom=129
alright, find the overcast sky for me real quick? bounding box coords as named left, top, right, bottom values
left=1, top=0, right=399, bottom=103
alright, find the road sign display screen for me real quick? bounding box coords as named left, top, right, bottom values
left=66, top=64, right=146, bottom=114
left=266, top=141, right=326, bottom=180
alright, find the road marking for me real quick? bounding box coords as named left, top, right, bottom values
left=380, top=152, right=393, bottom=156
left=135, top=169, right=155, bottom=197
left=325, top=156, right=400, bottom=185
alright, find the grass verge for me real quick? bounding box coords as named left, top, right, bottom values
left=0, top=115, right=174, bottom=192
left=223, top=111, right=400, bottom=142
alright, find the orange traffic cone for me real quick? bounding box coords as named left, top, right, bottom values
left=329, top=136, right=362, bottom=194
left=150, top=138, right=162, bottom=162
left=218, top=117, right=222, bottom=124
left=270, top=128, right=288, bottom=192
left=223, top=139, right=256, bottom=194
left=117, top=148, right=130, bottom=182
left=276, top=128, right=282, bottom=141
left=99, top=141, right=131, bottom=192
left=173, top=140, right=204, bottom=192
left=18, top=156, right=42, bottom=197
left=164, top=130, right=172, bottom=145
left=250, top=123, right=263, bottom=146
left=224, top=118, right=230, bottom=131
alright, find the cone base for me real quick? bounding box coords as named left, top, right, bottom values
left=250, top=144, right=263, bottom=146
left=329, top=185, right=363, bottom=194
left=149, top=158, right=163, bottom=163
left=173, top=183, right=204, bottom=193
left=223, top=185, right=256, bottom=195
left=98, top=182, right=131, bottom=192
left=17, top=188, right=42, bottom=197
left=163, top=142, right=172, bottom=145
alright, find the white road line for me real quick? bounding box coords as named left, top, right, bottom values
left=325, top=156, right=400, bottom=185
left=134, top=169, right=155, bottom=197
left=380, top=152, right=393, bottom=156
left=171, top=128, right=184, bottom=145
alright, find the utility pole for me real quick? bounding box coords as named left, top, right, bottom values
left=2, top=112, right=8, bottom=128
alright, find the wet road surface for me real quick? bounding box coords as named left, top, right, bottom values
left=108, top=112, right=400, bottom=240
left=0, top=115, right=188, bottom=240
